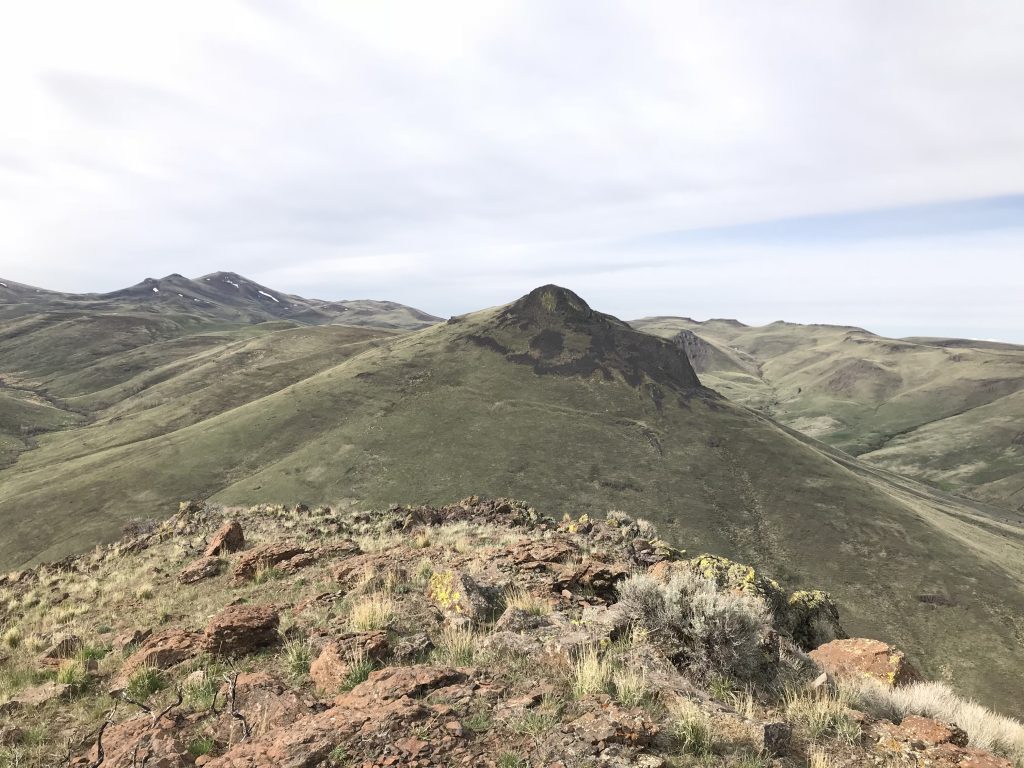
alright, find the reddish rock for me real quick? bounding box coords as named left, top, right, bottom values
left=809, top=638, right=921, bottom=687
left=178, top=556, right=225, bottom=584
left=204, top=520, right=244, bottom=557
left=310, top=631, right=389, bottom=693
left=0, top=682, right=71, bottom=713
left=38, top=634, right=82, bottom=666
left=214, top=672, right=310, bottom=744
left=898, top=715, right=968, bottom=747
left=112, top=628, right=205, bottom=693
left=203, top=604, right=280, bottom=656
left=75, top=713, right=190, bottom=767
left=232, top=542, right=310, bottom=582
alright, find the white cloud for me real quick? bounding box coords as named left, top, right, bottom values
left=0, top=1, right=1022, bottom=338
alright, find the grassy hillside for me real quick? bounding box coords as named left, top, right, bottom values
left=631, top=317, right=1024, bottom=513
left=0, top=286, right=1021, bottom=715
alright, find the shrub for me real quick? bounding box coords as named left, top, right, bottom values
left=616, top=571, right=774, bottom=686
left=347, top=593, right=395, bottom=631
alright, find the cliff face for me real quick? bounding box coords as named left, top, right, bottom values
left=1, top=498, right=1020, bottom=767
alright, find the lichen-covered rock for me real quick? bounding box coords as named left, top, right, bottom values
left=426, top=569, right=492, bottom=624
left=688, top=554, right=787, bottom=616
left=809, top=637, right=921, bottom=687
left=786, top=589, right=846, bottom=649
left=203, top=604, right=280, bottom=656
left=204, top=520, right=244, bottom=557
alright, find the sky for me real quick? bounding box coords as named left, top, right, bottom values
left=1, top=1, right=1022, bottom=341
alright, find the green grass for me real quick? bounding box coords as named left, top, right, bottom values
left=0, top=286, right=1021, bottom=718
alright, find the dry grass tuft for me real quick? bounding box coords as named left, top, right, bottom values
left=347, top=593, right=395, bottom=631
left=570, top=646, right=613, bottom=699
left=503, top=586, right=550, bottom=616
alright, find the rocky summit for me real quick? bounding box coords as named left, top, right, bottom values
left=0, top=498, right=1021, bottom=767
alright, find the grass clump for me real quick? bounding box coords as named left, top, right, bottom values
left=784, top=687, right=861, bottom=745
left=434, top=625, right=476, bottom=666
left=503, top=586, right=550, bottom=616
left=611, top=666, right=649, bottom=708
left=347, top=593, right=395, bottom=631
left=55, top=660, right=89, bottom=694
left=571, top=646, right=612, bottom=698
left=124, top=666, right=166, bottom=703
left=668, top=700, right=714, bottom=756
left=283, top=638, right=313, bottom=680
left=188, top=736, right=216, bottom=757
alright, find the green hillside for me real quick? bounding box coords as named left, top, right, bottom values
left=631, top=317, right=1024, bottom=513
left=0, top=285, right=1021, bottom=715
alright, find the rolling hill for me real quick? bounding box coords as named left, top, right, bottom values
left=0, top=284, right=1022, bottom=714
left=631, top=316, right=1024, bottom=514
left=0, top=272, right=438, bottom=468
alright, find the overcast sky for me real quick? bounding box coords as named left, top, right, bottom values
left=1, top=2, right=1022, bottom=340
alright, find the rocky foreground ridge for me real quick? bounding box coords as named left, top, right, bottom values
left=0, top=498, right=1021, bottom=767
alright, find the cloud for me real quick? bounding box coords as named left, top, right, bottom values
left=0, top=0, right=1021, bottom=339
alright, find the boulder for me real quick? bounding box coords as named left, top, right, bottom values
left=203, top=604, right=280, bottom=656
left=809, top=638, right=921, bottom=687
left=214, top=672, right=310, bottom=744
left=897, top=715, right=969, bottom=748
left=204, top=520, right=244, bottom=557
left=426, top=569, right=493, bottom=624
left=0, top=682, right=71, bottom=713
left=233, top=543, right=310, bottom=582
left=786, top=589, right=846, bottom=649
left=310, top=631, right=390, bottom=693
left=75, top=713, right=190, bottom=768
left=112, top=628, right=205, bottom=693
left=38, top=633, right=82, bottom=666
left=178, top=556, right=225, bottom=585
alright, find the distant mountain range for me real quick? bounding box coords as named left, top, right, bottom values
left=0, top=280, right=1022, bottom=715
left=0, top=271, right=441, bottom=329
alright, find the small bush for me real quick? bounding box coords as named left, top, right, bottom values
left=571, top=646, right=613, bottom=698
left=348, top=593, right=395, bottom=631
left=135, top=583, right=155, bottom=600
